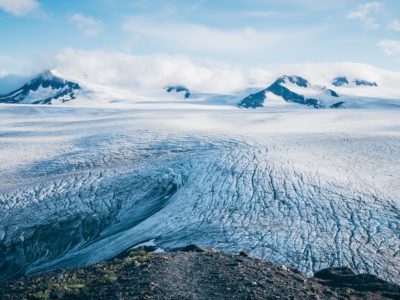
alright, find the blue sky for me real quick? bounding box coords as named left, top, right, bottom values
left=1, top=0, right=400, bottom=73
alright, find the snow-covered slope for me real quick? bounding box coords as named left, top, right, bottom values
left=0, top=70, right=81, bottom=104
left=0, top=104, right=399, bottom=284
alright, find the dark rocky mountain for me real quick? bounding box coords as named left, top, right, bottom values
left=166, top=86, right=191, bottom=99
left=239, top=75, right=342, bottom=109
left=0, top=70, right=81, bottom=105
left=237, top=90, right=267, bottom=109
left=332, top=76, right=378, bottom=87
left=332, top=76, right=349, bottom=87
left=354, top=79, right=378, bottom=87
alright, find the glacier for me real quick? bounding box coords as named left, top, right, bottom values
left=0, top=103, right=399, bottom=284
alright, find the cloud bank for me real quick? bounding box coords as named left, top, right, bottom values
left=31, top=48, right=400, bottom=96
left=38, top=49, right=247, bottom=94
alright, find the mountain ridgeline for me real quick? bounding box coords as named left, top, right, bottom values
left=239, top=75, right=346, bottom=109
left=0, top=71, right=381, bottom=108
left=332, top=76, right=378, bottom=87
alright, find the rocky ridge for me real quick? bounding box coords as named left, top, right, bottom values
left=1, top=245, right=399, bottom=300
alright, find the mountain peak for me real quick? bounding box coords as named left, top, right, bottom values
left=277, top=75, right=309, bottom=88
left=166, top=86, right=191, bottom=99
left=29, top=70, right=65, bottom=85
left=239, top=75, right=342, bottom=109
left=332, top=77, right=349, bottom=87
left=332, top=76, right=378, bottom=87
left=354, top=79, right=378, bottom=87
left=36, top=69, right=55, bottom=80
left=0, top=71, right=81, bottom=105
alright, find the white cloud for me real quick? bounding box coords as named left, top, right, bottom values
left=69, top=13, right=102, bottom=37
left=378, top=40, right=400, bottom=58
left=123, top=18, right=286, bottom=54
left=38, top=49, right=246, bottom=94
left=32, top=48, right=400, bottom=98
left=0, top=0, right=38, bottom=16
left=347, top=2, right=383, bottom=29
left=388, top=20, right=400, bottom=32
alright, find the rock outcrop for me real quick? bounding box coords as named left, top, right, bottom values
left=1, top=247, right=399, bottom=299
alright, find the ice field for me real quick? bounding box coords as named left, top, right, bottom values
left=0, top=103, right=399, bottom=283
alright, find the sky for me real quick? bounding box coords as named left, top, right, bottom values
left=0, top=0, right=400, bottom=91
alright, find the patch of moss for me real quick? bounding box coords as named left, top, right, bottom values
left=27, top=273, right=87, bottom=299
left=29, top=289, right=51, bottom=300
left=95, top=268, right=119, bottom=285
left=123, top=252, right=150, bottom=265
left=23, top=252, right=151, bottom=299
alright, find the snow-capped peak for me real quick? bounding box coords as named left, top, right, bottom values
left=0, top=70, right=81, bottom=105
left=35, top=69, right=55, bottom=81
left=239, top=75, right=343, bottom=109
left=277, top=75, right=309, bottom=88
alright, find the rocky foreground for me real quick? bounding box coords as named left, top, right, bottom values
left=1, top=245, right=399, bottom=300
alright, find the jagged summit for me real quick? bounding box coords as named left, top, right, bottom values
left=275, top=75, right=309, bottom=88
left=35, top=69, right=55, bottom=81
left=332, top=77, right=349, bottom=87
left=166, top=86, right=191, bottom=99
left=354, top=79, right=378, bottom=87
left=332, top=76, right=378, bottom=87
left=0, top=70, right=81, bottom=105
left=239, top=75, right=343, bottom=109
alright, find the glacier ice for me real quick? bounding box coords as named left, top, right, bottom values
left=0, top=105, right=399, bottom=283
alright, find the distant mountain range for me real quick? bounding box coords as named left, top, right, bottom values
left=0, top=70, right=387, bottom=109
left=0, top=70, right=81, bottom=104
